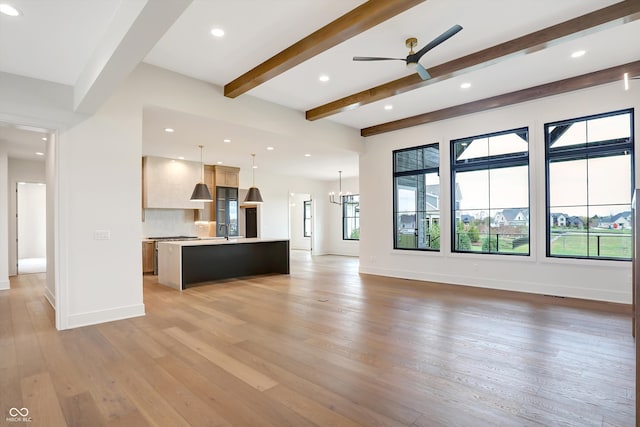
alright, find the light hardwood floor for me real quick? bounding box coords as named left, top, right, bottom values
left=1, top=251, right=634, bottom=426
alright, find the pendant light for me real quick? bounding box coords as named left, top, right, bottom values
left=190, top=144, right=213, bottom=201
left=244, top=153, right=264, bottom=204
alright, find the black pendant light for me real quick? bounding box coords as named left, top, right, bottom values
left=190, top=144, right=212, bottom=202
left=244, top=153, right=263, bottom=204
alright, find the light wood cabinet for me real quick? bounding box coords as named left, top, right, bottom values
left=194, top=165, right=215, bottom=222
left=142, top=241, right=154, bottom=274
left=195, top=165, right=240, bottom=224
left=214, top=165, right=239, bottom=188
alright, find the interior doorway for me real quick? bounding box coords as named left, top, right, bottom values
left=16, top=182, right=46, bottom=274
left=289, top=193, right=312, bottom=252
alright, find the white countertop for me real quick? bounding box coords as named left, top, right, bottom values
left=158, top=237, right=289, bottom=247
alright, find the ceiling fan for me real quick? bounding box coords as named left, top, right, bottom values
left=353, top=24, right=463, bottom=80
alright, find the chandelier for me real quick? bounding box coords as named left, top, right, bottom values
left=329, top=171, right=351, bottom=205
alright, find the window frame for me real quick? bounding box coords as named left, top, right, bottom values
left=544, top=108, right=634, bottom=261
left=342, top=194, right=360, bottom=241
left=303, top=200, right=311, bottom=238
left=393, top=143, right=440, bottom=251
left=450, top=127, right=530, bottom=256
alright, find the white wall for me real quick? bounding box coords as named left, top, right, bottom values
left=0, top=142, right=8, bottom=290
left=360, top=82, right=639, bottom=304
left=50, top=63, right=360, bottom=329
left=8, top=159, right=46, bottom=275
left=289, top=193, right=311, bottom=250
left=45, top=133, right=57, bottom=308
left=17, top=183, right=46, bottom=259
left=57, top=86, right=146, bottom=329
left=326, top=175, right=360, bottom=256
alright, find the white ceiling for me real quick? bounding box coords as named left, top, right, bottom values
left=0, top=123, right=48, bottom=161
left=1, top=0, right=638, bottom=178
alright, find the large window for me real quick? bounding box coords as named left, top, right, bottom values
left=393, top=144, right=440, bottom=250
left=342, top=195, right=360, bottom=240
left=545, top=109, right=634, bottom=260
left=303, top=200, right=311, bottom=237
left=451, top=128, right=529, bottom=255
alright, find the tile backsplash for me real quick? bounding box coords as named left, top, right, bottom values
left=142, top=209, right=197, bottom=237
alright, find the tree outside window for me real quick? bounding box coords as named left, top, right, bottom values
left=393, top=144, right=440, bottom=250
left=342, top=195, right=359, bottom=240
left=451, top=128, right=530, bottom=255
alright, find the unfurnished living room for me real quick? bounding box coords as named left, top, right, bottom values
left=1, top=1, right=639, bottom=426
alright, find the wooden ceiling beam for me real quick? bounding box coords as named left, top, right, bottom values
left=307, top=0, right=640, bottom=121
left=224, top=0, right=425, bottom=98
left=360, top=60, right=640, bottom=137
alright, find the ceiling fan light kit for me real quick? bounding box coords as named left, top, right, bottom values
left=353, top=24, right=462, bottom=81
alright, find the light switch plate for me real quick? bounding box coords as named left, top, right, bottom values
left=94, top=230, right=111, bottom=240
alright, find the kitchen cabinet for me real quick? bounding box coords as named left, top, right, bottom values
left=142, top=241, right=154, bottom=274
left=216, top=186, right=239, bottom=237
left=142, top=156, right=204, bottom=209
left=194, top=165, right=240, bottom=224
left=214, top=165, right=239, bottom=188
left=157, top=238, right=289, bottom=290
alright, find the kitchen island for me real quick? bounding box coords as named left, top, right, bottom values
left=157, top=238, right=290, bottom=290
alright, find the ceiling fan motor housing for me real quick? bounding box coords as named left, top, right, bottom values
left=405, top=37, right=418, bottom=54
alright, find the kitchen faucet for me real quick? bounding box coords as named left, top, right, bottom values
left=219, top=223, right=229, bottom=240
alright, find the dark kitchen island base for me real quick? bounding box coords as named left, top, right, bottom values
left=181, top=240, right=290, bottom=289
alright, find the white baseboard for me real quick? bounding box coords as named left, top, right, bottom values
left=44, top=287, right=55, bottom=309
left=359, top=266, right=631, bottom=304
left=66, top=303, right=145, bottom=329
left=0, top=279, right=9, bottom=290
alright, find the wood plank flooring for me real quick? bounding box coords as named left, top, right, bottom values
left=0, top=251, right=635, bottom=426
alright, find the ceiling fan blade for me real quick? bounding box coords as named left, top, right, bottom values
left=416, top=63, right=431, bottom=80
left=353, top=56, right=406, bottom=62
left=412, top=24, right=463, bottom=62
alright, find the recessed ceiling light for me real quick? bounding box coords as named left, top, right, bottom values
left=304, top=153, right=311, bottom=157
left=266, top=146, right=275, bottom=151
left=178, top=156, right=185, bottom=160
left=35, top=152, right=44, bottom=156
left=211, top=28, right=225, bottom=37
left=252, top=165, right=258, bottom=169
left=164, top=128, right=174, bottom=133
left=460, top=82, right=471, bottom=89
left=318, top=75, right=330, bottom=82
left=217, top=161, right=223, bottom=165
left=41, top=137, right=47, bottom=141
left=0, top=4, right=21, bottom=16
left=571, top=50, right=586, bottom=58
left=384, top=105, right=393, bottom=111
left=223, top=139, right=231, bottom=143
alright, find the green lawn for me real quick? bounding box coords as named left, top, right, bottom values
left=397, top=233, right=439, bottom=249
left=550, top=230, right=631, bottom=258
left=397, top=229, right=631, bottom=258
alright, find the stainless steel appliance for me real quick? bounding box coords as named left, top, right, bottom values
left=148, top=236, right=199, bottom=275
